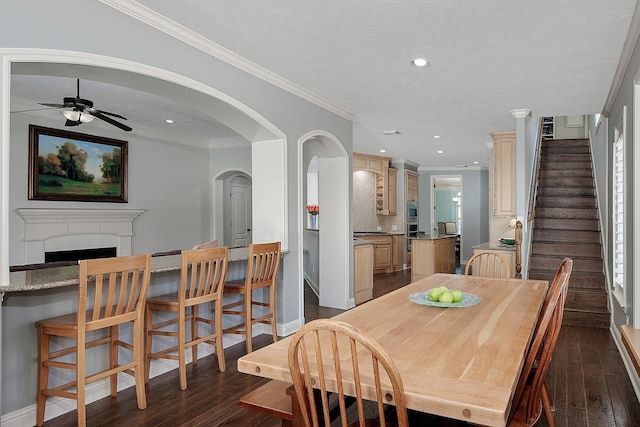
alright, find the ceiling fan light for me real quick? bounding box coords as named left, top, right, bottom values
left=79, top=113, right=94, bottom=123
left=62, top=110, right=80, bottom=121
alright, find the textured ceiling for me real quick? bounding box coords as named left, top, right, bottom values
left=10, top=0, right=637, bottom=168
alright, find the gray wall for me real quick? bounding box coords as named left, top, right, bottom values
left=418, top=169, right=489, bottom=261
left=600, top=27, right=640, bottom=326
left=1, top=0, right=353, bottom=418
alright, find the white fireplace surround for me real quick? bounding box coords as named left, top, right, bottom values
left=14, top=208, right=145, bottom=264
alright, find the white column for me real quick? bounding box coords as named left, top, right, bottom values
left=511, top=109, right=531, bottom=231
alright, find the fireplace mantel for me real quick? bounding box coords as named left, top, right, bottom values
left=14, top=208, right=145, bottom=264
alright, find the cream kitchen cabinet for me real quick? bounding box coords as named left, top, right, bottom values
left=410, top=236, right=457, bottom=282
left=490, top=131, right=516, bottom=217
left=354, top=152, right=396, bottom=216
left=405, top=170, right=419, bottom=202
left=354, top=242, right=374, bottom=304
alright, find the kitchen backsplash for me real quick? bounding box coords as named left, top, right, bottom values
left=353, top=170, right=404, bottom=232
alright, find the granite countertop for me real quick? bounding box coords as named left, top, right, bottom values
left=409, top=234, right=457, bottom=240
left=3, top=247, right=251, bottom=293
left=353, top=231, right=405, bottom=236
left=473, top=241, right=516, bottom=251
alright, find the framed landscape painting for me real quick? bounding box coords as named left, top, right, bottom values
left=28, top=125, right=128, bottom=202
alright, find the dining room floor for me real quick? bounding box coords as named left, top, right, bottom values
left=43, top=269, right=640, bottom=426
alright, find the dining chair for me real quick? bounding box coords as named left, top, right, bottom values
left=223, top=241, right=281, bottom=353
left=464, top=251, right=511, bottom=278
left=508, top=257, right=573, bottom=426
left=36, top=254, right=151, bottom=427
left=288, top=319, right=409, bottom=427
left=437, top=222, right=446, bottom=236
left=145, top=246, right=228, bottom=390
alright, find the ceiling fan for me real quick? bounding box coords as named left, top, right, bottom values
left=39, top=79, right=132, bottom=132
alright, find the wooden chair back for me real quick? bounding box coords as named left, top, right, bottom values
left=508, top=257, right=573, bottom=426
left=78, top=253, right=151, bottom=333
left=437, top=222, right=446, bottom=235
left=464, top=251, right=511, bottom=278
left=180, top=246, right=228, bottom=306
left=288, top=319, right=409, bottom=427
left=246, top=241, right=281, bottom=291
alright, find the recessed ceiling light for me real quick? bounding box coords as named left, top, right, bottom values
left=379, top=149, right=387, bottom=153
left=382, top=130, right=401, bottom=135
left=433, top=135, right=440, bottom=139
left=411, top=58, right=430, bottom=68
left=165, top=119, right=174, bottom=124
left=474, top=161, right=479, bottom=164
left=437, top=150, right=444, bottom=154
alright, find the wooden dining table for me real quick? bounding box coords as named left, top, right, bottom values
left=237, top=273, right=548, bottom=427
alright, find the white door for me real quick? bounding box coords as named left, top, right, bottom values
left=230, top=177, right=252, bottom=247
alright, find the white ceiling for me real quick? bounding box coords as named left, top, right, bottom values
left=10, top=0, right=638, bottom=168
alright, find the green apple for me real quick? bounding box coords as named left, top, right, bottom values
left=438, top=285, right=449, bottom=293
left=439, top=290, right=454, bottom=303
left=428, top=287, right=442, bottom=302
left=451, top=289, right=463, bottom=303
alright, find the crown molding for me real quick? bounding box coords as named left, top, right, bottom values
left=99, top=0, right=356, bottom=122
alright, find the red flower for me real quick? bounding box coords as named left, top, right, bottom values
left=306, top=204, right=319, bottom=215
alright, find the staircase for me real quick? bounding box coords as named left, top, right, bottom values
left=528, top=139, right=610, bottom=328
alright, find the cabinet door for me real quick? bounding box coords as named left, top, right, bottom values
left=388, top=168, right=397, bottom=215
left=406, top=172, right=419, bottom=202
left=373, top=244, right=392, bottom=270
left=491, top=131, right=516, bottom=216
left=354, top=244, right=373, bottom=304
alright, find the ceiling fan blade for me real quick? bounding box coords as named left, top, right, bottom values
left=91, top=110, right=132, bottom=132
left=86, top=107, right=127, bottom=120
left=38, top=103, right=66, bottom=108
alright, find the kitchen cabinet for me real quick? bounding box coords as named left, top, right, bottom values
left=405, top=170, right=419, bottom=202
left=388, top=168, right=397, bottom=215
left=354, top=242, right=374, bottom=304
left=354, top=152, right=396, bottom=216
left=355, top=234, right=403, bottom=274
left=490, top=131, right=516, bottom=217
left=411, top=236, right=456, bottom=282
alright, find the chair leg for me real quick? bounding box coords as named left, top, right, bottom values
left=144, top=305, right=153, bottom=384
left=192, top=305, right=198, bottom=366
left=133, top=318, right=148, bottom=410
left=77, top=335, right=87, bottom=427
left=215, top=299, right=226, bottom=372
left=36, top=329, right=49, bottom=427
left=542, top=381, right=555, bottom=427
left=245, top=288, right=253, bottom=354
left=178, top=309, right=187, bottom=390
left=109, top=325, right=119, bottom=397
left=270, top=286, right=278, bottom=343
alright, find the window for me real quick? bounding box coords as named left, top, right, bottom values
left=613, top=108, right=626, bottom=307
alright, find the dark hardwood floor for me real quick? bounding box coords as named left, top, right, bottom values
left=44, top=270, right=640, bottom=426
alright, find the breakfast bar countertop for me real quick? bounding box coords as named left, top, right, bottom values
left=473, top=241, right=516, bottom=251
left=3, top=246, right=251, bottom=293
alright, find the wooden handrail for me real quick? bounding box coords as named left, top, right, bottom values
left=527, top=118, right=545, bottom=223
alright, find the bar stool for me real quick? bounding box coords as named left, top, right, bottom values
left=223, top=241, right=281, bottom=353
left=145, top=246, right=228, bottom=390
left=35, top=254, right=151, bottom=427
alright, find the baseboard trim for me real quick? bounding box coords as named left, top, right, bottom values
left=611, top=322, right=640, bottom=402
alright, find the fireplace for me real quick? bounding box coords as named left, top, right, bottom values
left=45, top=247, right=118, bottom=263
left=14, top=208, right=145, bottom=264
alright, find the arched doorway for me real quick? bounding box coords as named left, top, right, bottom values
left=299, top=131, right=351, bottom=325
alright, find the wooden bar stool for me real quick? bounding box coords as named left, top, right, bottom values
left=145, top=246, right=228, bottom=390
left=35, top=254, right=152, bottom=427
left=223, top=241, right=281, bottom=353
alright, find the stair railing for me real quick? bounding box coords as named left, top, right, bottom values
left=527, top=118, right=545, bottom=223
left=520, top=118, right=546, bottom=279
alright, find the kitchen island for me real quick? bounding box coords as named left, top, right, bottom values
left=410, top=235, right=457, bottom=282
